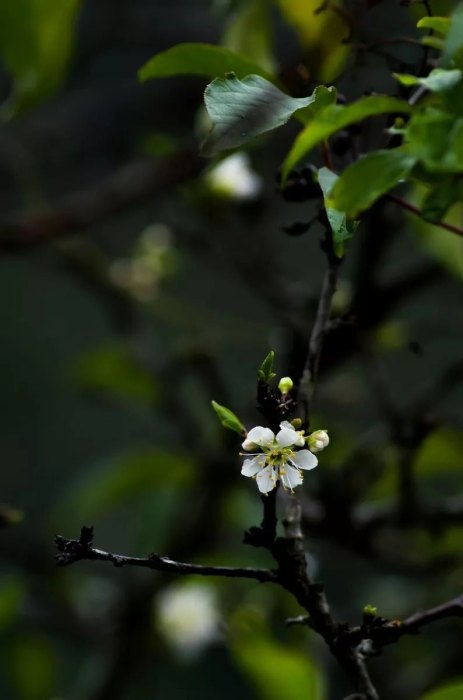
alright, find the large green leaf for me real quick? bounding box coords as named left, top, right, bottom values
left=282, top=96, right=411, bottom=180
left=71, top=344, right=158, bottom=406
left=202, top=74, right=323, bottom=156
left=0, top=0, right=80, bottom=115
left=394, top=68, right=462, bottom=92
left=421, top=680, right=463, bottom=700
left=444, top=4, right=463, bottom=63
left=407, top=109, right=463, bottom=172
left=61, top=449, right=194, bottom=522
left=328, top=150, right=416, bottom=217
left=421, top=179, right=463, bottom=222
left=138, top=43, right=274, bottom=83
left=231, top=609, right=325, bottom=700
left=318, top=167, right=359, bottom=257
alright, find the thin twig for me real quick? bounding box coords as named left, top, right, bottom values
left=388, top=194, right=463, bottom=239
left=55, top=527, right=278, bottom=584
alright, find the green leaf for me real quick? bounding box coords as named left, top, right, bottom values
left=71, top=344, right=158, bottom=405
left=231, top=609, right=325, bottom=700
left=296, top=85, right=337, bottom=125
left=444, top=4, right=463, bottom=63
left=0, top=0, right=80, bottom=115
left=60, top=449, right=194, bottom=523
left=138, top=43, right=274, bottom=83
left=421, top=179, right=462, bottom=222
left=407, top=109, right=463, bottom=172
left=202, top=74, right=323, bottom=156
left=421, top=36, right=445, bottom=51
left=421, top=680, right=463, bottom=700
left=328, top=150, right=416, bottom=218
left=258, top=350, right=276, bottom=382
left=211, top=400, right=245, bottom=435
left=318, top=167, right=359, bottom=257
left=393, top=68, right=462, bottom=92
left=9, top=636, right=55, bottom=700
left=274, top=0, right=350, bottom=81
left=413, top=205, right=463, bottom=280
left=222, top=0, right=275, bottom=73
left=282, top=96, right=411, bottom=180
left=415, top=429, right=463, bottom=477
left=417, top=16, right=451, bottom=35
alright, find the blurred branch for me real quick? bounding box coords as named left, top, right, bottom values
left=0, top=151, right=203, bottom=251
left=55, top=526, right=278, bottom=583
left=299, top=233, right=341, bottom=421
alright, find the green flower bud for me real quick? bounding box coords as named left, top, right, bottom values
left=363, top=604, right=377, bottom=617
left=278, top=377, right=294, bottom=395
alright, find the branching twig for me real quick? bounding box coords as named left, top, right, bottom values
left=55, top=527, right=278, bottom=584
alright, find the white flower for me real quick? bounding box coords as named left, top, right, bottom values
left=241, top=422, right=317, bottom=493
left=206, top=153, right=262, bottom=200
left=156, top=583, right=220, bottom=659
left=308, top=430, right=329, bottom=453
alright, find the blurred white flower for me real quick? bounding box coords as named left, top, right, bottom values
left=206, top=153, right=262, bottom=200
left=110, top=223, right=175, bottom=302
left=156, top=583, right=220, bottom=659
left=241, top=422, right=318, bottom=493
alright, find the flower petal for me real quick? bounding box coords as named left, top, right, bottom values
left=275, top=426, right=299, bottom=448
left=279, top=421, right=293, bottom=430
left=243, top=426, right=274, bottom=449
left=241, top=455, right=266, bottom=477
left=256, top=465, right=277, bottom=493
left=290, top=449, right=318, bottom=471
left=280, top=464, right=303, bottom=490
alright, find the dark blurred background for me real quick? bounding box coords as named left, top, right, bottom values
left=0, top=1, right=462, bottom=699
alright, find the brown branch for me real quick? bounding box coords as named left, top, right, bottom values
left=55, top=526, right=278, bottom=584
left=388, top=193, right=463, bottom=239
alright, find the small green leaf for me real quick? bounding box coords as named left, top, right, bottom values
left=329, top=150, right=416, bottom=217
left=138, top=42, right=274, bottom=83
left=421, top=179, right=462, bottom=222
left=420, top=680, right=463, bottom=700
left=421, top=36, right=445, bottom=51
left=395, top=68, right=462, bottom=92
left=318, top=167, right=358, bottom=257
left=211, top=400, right=245, bottom=435
left=282, top=96, right=411, bottom=180
left=393, top=68, right=462, bottom=92
left=258, top=350, right=275, bottom=382
left=202, top=74, right=324, bottom=156
left=417, top=17, right=451, bottom=35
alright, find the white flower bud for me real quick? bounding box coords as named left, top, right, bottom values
left=309, top=429, right=329, bottom=453
left=278, top=376, right=294, bottom=395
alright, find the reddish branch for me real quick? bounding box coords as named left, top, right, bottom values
left=388, top=193, right=463, bottom=239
